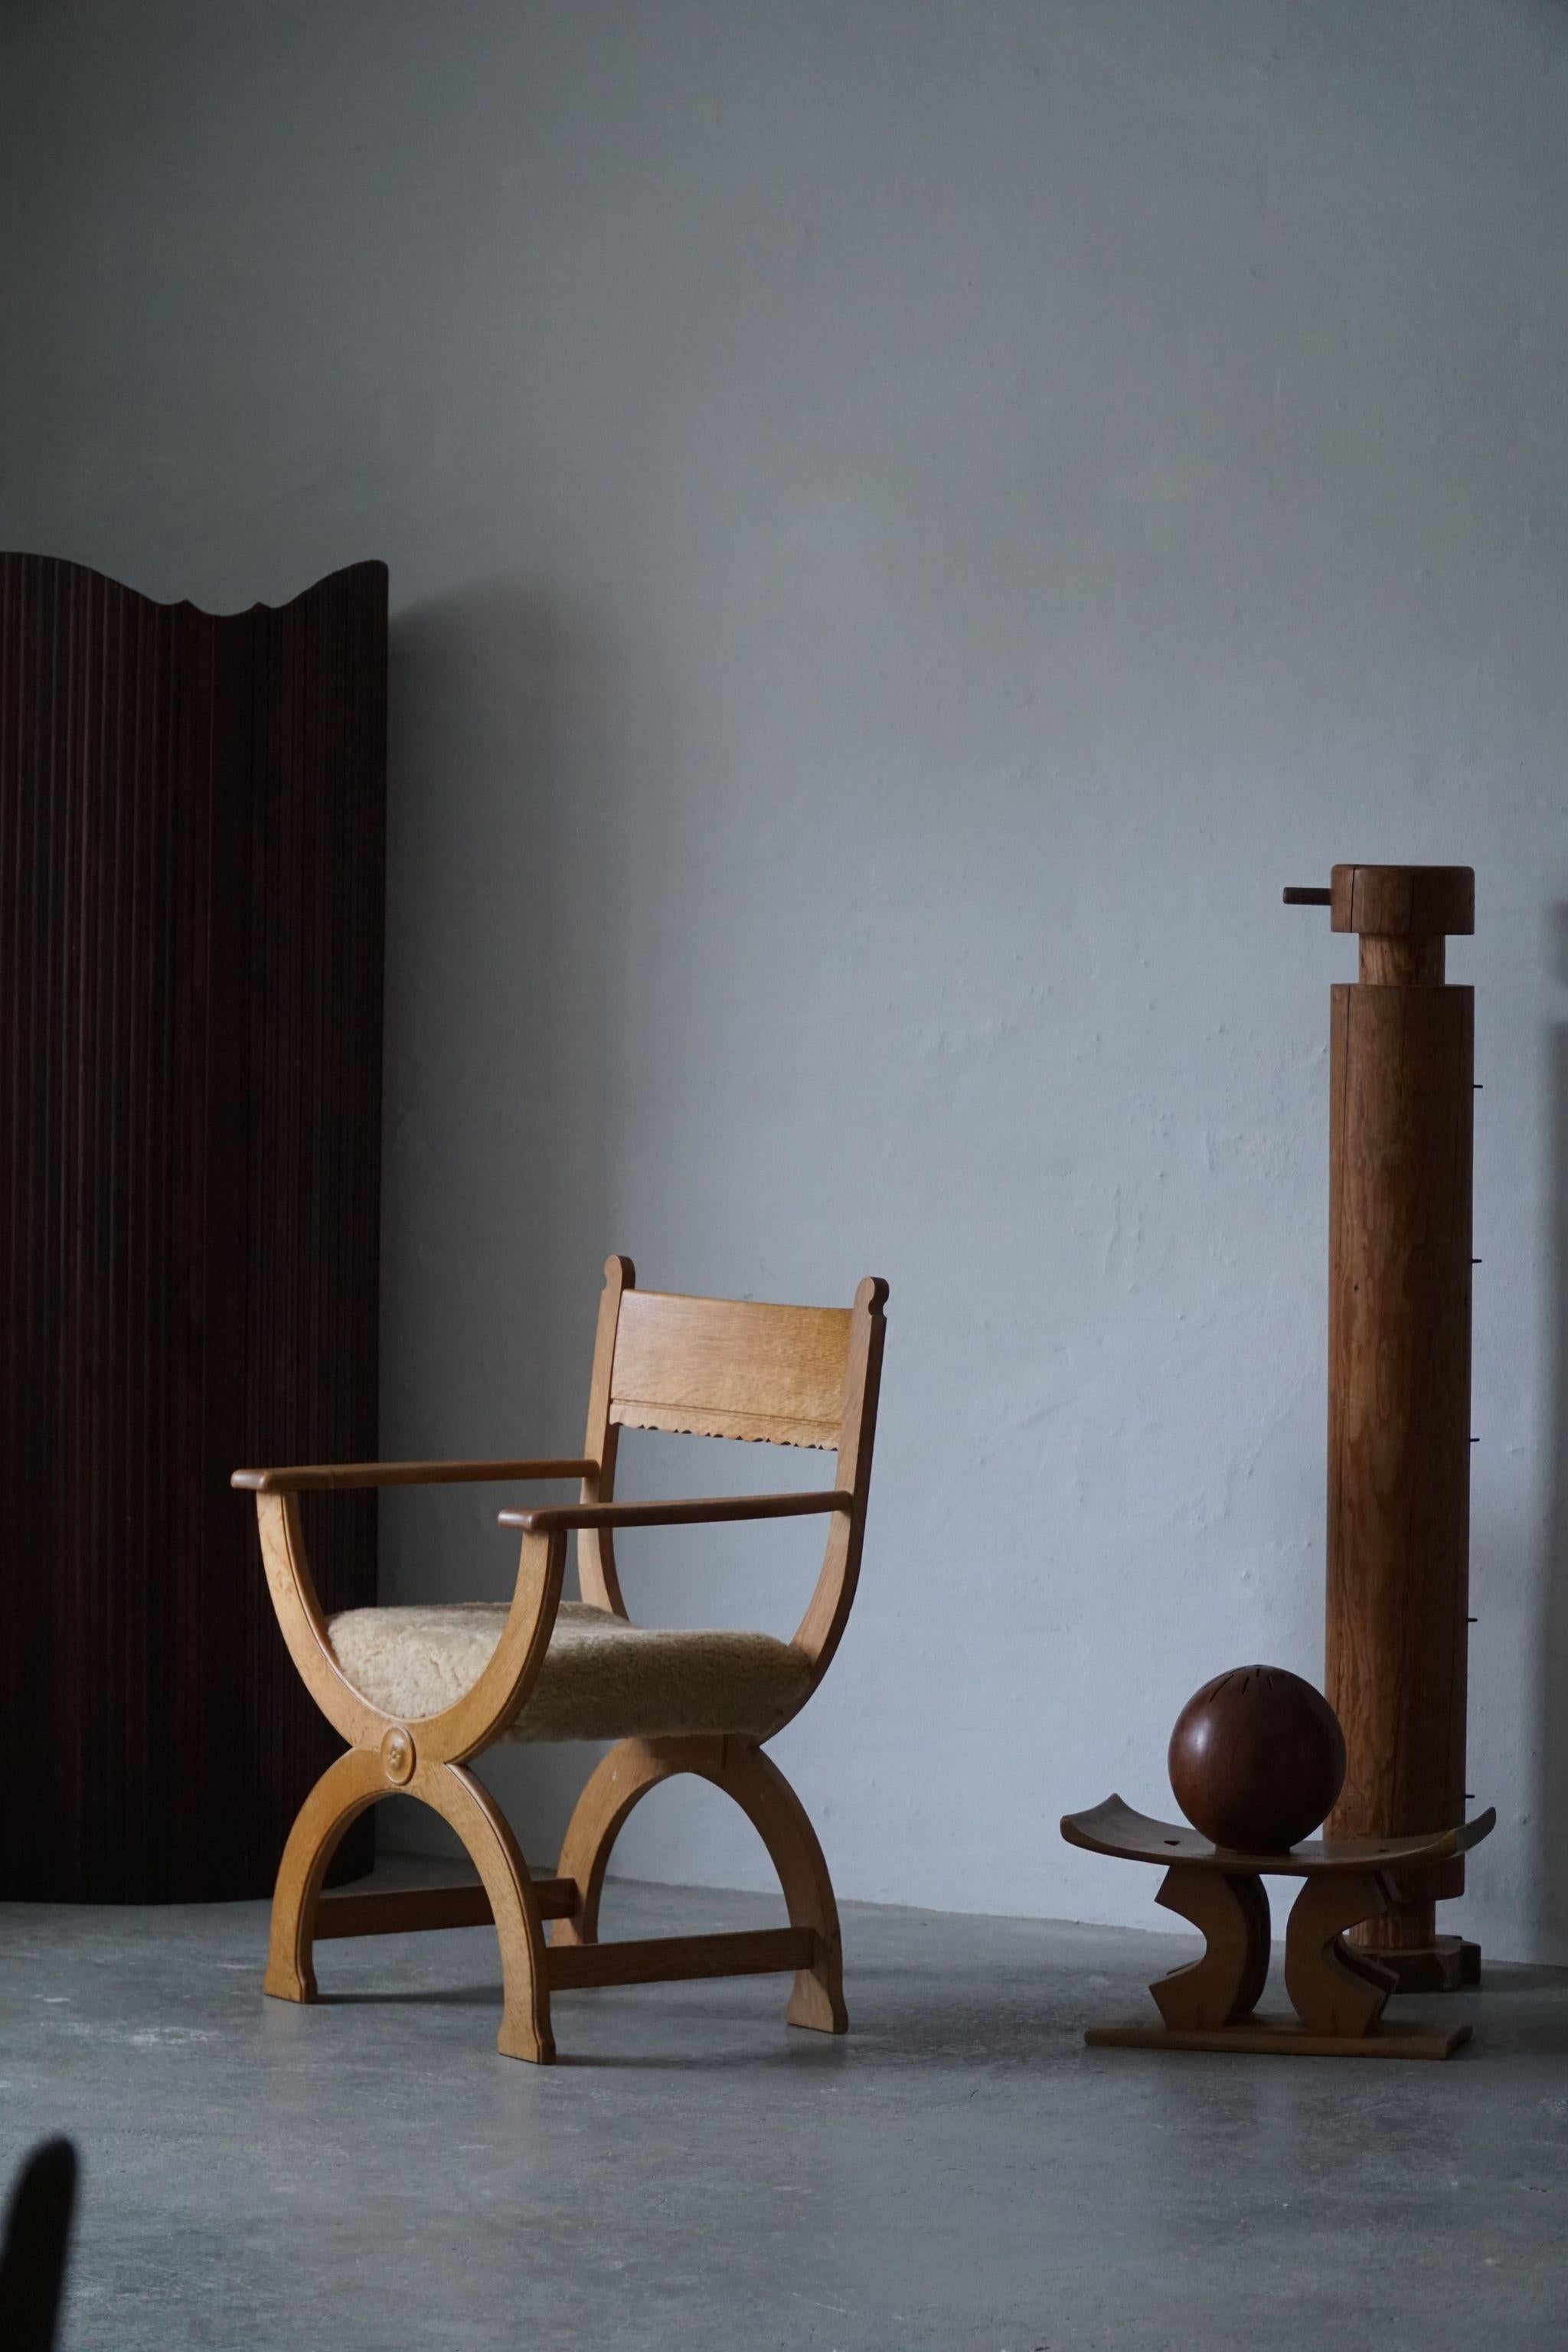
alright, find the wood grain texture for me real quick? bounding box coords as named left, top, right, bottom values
left=547, top=1927, right=816, bottom=1992
left=1325, top=976, right=1474, bottom=1939
left=263, top=1749, right=556, bottom=2062
left=575, top=1255, right=631, bottom=1612
left=499, top=1488, right=851, bottom=1536
left=552, top=1732, right=848, bottom=2030
left=1150, top=1867, right=1271, bottom=2030
left=609, top=1287, right=852, bottom=1449
left=1060, top=1796, right=1495, bottom=1877
left=252, top=1491, right=567, bottom=1762
left=1167, top=1664, right=1345, bottom=1853
left=1281, top=1871, right=1399, bottom=2037
left=1329, top=863, right=1474, bottom=939
left=234, top=1458, right=593, bottom=1494
left=0, top=554, right=386, bottom=1900
left=314, top=1874, right=578, bottom=1937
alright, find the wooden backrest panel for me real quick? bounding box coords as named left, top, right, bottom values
left=609, top=1289, right=853, bottom=1451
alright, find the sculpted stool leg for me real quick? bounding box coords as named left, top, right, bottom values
left=1282, top=1871, right=1398, bottom=2040
left=1151, top=1867, right=1271, bottom=2031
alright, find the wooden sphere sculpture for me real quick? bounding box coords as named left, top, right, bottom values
left=1168, top=1665, right=1347, bottom=1854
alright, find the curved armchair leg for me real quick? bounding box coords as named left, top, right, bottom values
left=553, top=1736, right=684, bottom=1946
left=554, top=1734, right=847, bottom=2034
left=413, top=1761, right=555, bottom=2063
left=724, top=1743, right=847, bottom=2033
left=264, top=1749, right=554, bottom=2063
left=264, top=1747, right=387, bottom=2004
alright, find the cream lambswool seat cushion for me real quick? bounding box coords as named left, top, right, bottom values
left=327, top=1600, right=814, bottom=1743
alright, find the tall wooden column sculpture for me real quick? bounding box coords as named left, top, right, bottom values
left=1285, top=865, right=1478, bottom=1991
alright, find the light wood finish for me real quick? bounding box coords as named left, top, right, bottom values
left=315, top=1875, right=578, bottom=1939
left=1061, top=1798, right=1492, bottom=2061
left=1149, top=1867, right=1270, bottom=2031
left=548, top=1928, right=816, bottom=1992
left=1320, top=869, right=1475, bottom=1968
left=233, top=1459, right=594, bottom=1493
left=500, top=1489, right=851, bottom=1536
left=408, top=1759, right=554, bottom=2063
left=575, top=1254, right=632, bottom=1613
left=1086, top=2016, right=1470, bottom=2060
left=254, top=1491, right=567, bottom=1762
left=261, top=1748, right=557, bottom=2060
left=263, top=1746, right=387, bottom=2003
left=792, top=1276, right=887, bottom=1679
left=237, top=1259, right=885, bottom=2060
left=552, top=1733, right=847, bottom=2031
left=609, top=1288, right=852, bottom=1450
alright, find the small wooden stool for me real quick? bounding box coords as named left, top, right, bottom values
left=1061, top=1798, right=1495, bottom=2060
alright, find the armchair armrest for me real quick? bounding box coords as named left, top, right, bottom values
left=498, top=1489, right=853, bottom=1535
left=232, top=1458, right=596, bottom=1494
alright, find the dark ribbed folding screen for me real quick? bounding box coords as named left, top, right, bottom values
left=0, top=557, right=386, bottom=1900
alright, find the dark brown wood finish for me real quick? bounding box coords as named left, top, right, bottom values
left=1167, top=1664, right=1346, bottom=1854
left=1321, top=867, right=1475, bottom=1968
left=1062, top=1797, right=1493, bottom=2059
left=0, top=554, right=387, bottom=1900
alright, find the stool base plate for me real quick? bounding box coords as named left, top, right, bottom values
left=1085, top=2011, right=1469, bottom=2061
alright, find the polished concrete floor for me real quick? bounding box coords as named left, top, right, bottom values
left=4, top=1869, right=1566, bottom=2350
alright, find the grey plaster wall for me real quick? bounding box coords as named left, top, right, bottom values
left=4, top=0, right=1566, bottom=1952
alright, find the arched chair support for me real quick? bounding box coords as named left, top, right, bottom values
left=413, top=1761, right=554, bottom=2063
left=263, top=1746, right=387, bottom=2004
left=262, top=1749, right=555, bottom=2062
left=554, top=1733, right=846, bottom=2031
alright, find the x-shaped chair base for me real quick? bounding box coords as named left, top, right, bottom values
left=265, top=1731, right=844, bottom=2063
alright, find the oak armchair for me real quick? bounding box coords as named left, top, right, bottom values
left=232, top=1257, right=887, bottom=2063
